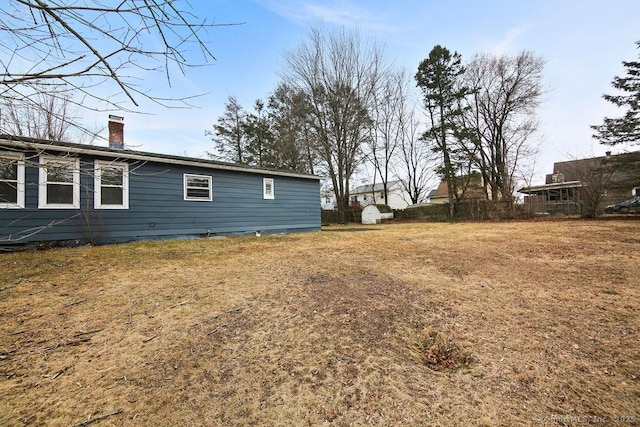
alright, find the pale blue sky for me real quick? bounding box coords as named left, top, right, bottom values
left=91, top=0, right=640, bottom=185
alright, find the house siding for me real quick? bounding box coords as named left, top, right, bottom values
left=1, top=149, right=320, bottom=246
left=349, top=181, right=410, bottom=210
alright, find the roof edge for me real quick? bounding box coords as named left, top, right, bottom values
left=0, top=135, right=321, bottom=180
left=518, top=181, right=583, bottom=193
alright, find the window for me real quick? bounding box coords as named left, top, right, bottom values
left=0, top=152, right=25, bottom=209
left=95, top=161, right=129, bottom=209
left=184, top=174, right=212, bottom=201
left=38, top=156, right=80, bottom=209
left=263, top=178, right=274, bottom=199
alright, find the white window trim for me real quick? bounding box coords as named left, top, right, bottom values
left=94, top=160, right=129, bottom=209
left=183, top=174, right=212, bottom=201
left=0, top=152, right=25, bottom=209
left=263, top=177, right=275, bottom=200
left=38, top=155, right=80, bottom=209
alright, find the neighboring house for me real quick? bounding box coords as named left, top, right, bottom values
left=518, top=151, right=640, bottom=214
left=349, top=180, right=410, bottom=210
left=425, top=189, right=438, bottom=203
left=320, top=188, right=337, bottom=210
left=0, top=117, right=321, bottom=248
left=429, top=172, right=488, bottom=204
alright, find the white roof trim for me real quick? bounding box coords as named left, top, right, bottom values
left=0, top=138, right=320, bottom=181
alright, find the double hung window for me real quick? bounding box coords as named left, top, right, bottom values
left=95, top=161, right=129, bottom=209
left=184, top=174, right=212, bottom=201
left=38, top=156, right=80, bottom=209
left=0, top=153, right=25, bottom=208
left=263, top=178, right=275, bottom=199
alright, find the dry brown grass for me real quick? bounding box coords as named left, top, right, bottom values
left=0, top=220, right=639, bottom=426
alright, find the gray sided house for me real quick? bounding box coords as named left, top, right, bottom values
left=0, top=132, right=320, bottom=248
left=519, top=151, right=640, bottom=215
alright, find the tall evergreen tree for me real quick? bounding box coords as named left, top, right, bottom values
left=206, top=96, right=248, bottom=164
left=415, top=45, right=472, bottom=218
left=244, top=99, right=276, bottom=168
left=207, top=90, right=317, bottom=172
left=268, top=83, right=317, bottom=174
left=592, top=41, right=640, bottom=146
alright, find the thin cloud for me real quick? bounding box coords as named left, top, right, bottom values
left=488, top=24, right=532, bottom=54
left=255, top=0, right=399, bottom=32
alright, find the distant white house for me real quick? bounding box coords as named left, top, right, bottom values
left=349, top=180, right=410, bottom=210
left=320, top=188, right=337, bottom=210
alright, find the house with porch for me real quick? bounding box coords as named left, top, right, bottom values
left=518, top=151, right=640, bottom=215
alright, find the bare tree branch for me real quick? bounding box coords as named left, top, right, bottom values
left=1, top=1, right=241, bottom=130
left=462, top=51, right=545, bottom=200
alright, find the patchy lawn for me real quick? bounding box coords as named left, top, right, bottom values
left=0, top=220, right=639, bottom=426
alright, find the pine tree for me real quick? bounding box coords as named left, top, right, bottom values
left=267, top=83, right=316, bottom=174
left=592, top=41, right=640, bottom=146
left=415, top=45, right=472, bottom=218
left=206, top=96, right=248, bottom=164
left=244, top=99, right=276, bottom=168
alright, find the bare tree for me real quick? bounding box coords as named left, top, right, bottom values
left=1, top=1, right=226, bottom=137
left=0, top=86, right=82, bottom=141
left=367, top=70, right=408, bottom=204
left=394, top=108, right=437, bottom=204
left=462, top=51, right=544, bottom=201
left=562, top=157, right=615, bottom=218
left=282, top=27, right=386, bottom=221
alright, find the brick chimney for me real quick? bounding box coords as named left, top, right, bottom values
left=108, top=115, right=124, bottom=150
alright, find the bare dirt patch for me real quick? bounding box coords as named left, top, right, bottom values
left=0, top=221, right=639, bottom=426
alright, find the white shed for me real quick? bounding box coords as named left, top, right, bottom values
left=362, top=204, right=394, bottom=224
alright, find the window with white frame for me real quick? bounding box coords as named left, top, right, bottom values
left=38, top=156, right=80, bottom=209
left=263, top=177, right=274, bottom=199
left=184, top=174, right=212, bottom=201
left=95, top=161, right=129, bottom=209
left=0, top=152, right=25, bottom=209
